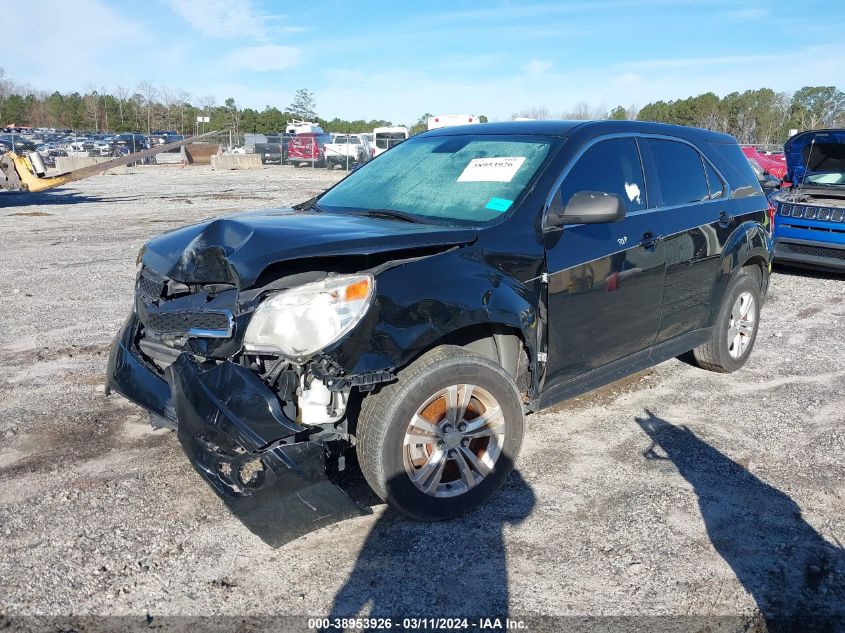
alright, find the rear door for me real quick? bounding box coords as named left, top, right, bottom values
left=543, top=136, right=667, bottom=388
left=640, top=138, right=731, bottom=343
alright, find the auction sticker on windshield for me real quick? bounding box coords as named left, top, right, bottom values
left=485, top=197, right=513, bottom=212
left=457, top=157, right=526, bottom=182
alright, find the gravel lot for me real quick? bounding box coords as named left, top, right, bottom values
left=0, top=166, right=843, bottom=631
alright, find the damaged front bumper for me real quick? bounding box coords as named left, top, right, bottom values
left=105, top=313, right=370, bottom=546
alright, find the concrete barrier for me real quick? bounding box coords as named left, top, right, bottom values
left=54, top=156, right=129, bottom=175
left=210, top=154, right=263, bottom=170
left=153, top=150, right=186, bottom=165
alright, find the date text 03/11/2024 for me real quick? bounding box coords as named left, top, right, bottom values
left=306, top=617, right=529, bottom=630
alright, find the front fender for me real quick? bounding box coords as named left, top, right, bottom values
left=323, top=247, right=541, bottom=375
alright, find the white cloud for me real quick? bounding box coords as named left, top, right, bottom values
left=165, top=0, right=301, bottom=40
left=724, top=7, right=770, bottom=22
left=612, top=73, right=643, bottom=86
left=5, top=0, right=147, bottom=91
left=308, top=41, right=845, bottom=124
left=618, top=53, right=787, bottom=70
left=223, top=45, right=302, bottom=72
left=523, top=58, right=553, bottom=76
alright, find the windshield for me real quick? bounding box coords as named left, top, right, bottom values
left=802, top=142, right=845, bottom=185
left=805, top=172, right=845, bottom=185
left=318, top=135, right=552, bottom=224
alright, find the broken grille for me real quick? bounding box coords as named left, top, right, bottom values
left=144, top=310, right=232, bottom=336
left=138, top=271, right=165, bottom=302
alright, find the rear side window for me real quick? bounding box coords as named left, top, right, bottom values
left=646, top=139, right=710, bottom=206
left=703, top=160, right=725, bottom=199
left=707, top=142, right=763, bottom=198
left=557, top=138, right=646, bottom=214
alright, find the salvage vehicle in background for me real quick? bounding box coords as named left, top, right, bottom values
left=288, top=131, right=333, bottom=167
left=747, top=157, right=782, bottom=197
left=372, top=126, right=408, bottom=157
left=0, top=130, right=218, bottom=192
left=254, top=134, right=294, bottom=165
left=106, top=120, right=772, bottom=546
left=324, top=134, right=370, bottom=170
left=0, top=134, right=37, bottom=154
left=112, top=133, right=148, bottom=154
left=771, top=129, right=845, bottom=272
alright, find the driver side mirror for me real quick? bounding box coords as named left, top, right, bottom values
left=547, top=191, right=627, bottom=227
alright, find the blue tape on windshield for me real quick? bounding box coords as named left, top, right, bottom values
left=485, top=198, right=513, bottom=212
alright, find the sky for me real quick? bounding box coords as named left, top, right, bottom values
left=7, top=0, right=845, bottom=125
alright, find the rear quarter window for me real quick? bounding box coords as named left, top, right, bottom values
left=703, top=160, right=726, bottom=199
left=706, top=142, right=763, bottom=199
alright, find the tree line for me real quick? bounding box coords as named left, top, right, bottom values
left=0, top=73, right=396, bottom=136
left=635, top=87, right=845, bottom=145
left=2, top=68, right=842, bottom=145
left=512, top=86, right=844, bottom=146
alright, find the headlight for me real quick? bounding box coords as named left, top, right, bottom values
left=136, top=244, right=147, bottom=266
left=243, top=274, right=374, bottom=359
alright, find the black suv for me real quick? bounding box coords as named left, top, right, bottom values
left=106, top=120, right=772, bottom=545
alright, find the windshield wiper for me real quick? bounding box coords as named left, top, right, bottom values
left=293, top=196, right=324, bottom=212
left=352, top=208, right=428, bottom=224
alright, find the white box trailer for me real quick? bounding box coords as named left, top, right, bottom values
left=427, top=114, right=480, bottom=130
left=372, top=126, right=408, bottom=157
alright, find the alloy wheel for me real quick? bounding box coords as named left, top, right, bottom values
left=402, top=384, right=505, bottom=498
left=727, top=291, right=756, bottom=359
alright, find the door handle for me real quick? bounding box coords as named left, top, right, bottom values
left=639, top=232, right=663, bottom=249
left=718, top=210, right=733, bottom=228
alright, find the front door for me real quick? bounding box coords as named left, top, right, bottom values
left=543, top=136, right=667, bottom=391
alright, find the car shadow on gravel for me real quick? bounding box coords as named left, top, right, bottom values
left=636, top=411, right=845, bottom=633
left=324, top=464, right=535, bottom=622
left=1, top=190, right=141, bottom=207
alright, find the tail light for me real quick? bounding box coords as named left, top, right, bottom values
left=767, top=201, right=776, bottom=235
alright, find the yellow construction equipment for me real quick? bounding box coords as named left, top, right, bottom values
left=0, top=130, right=220, bottom=193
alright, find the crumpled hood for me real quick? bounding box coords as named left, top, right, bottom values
left=140, top=208, right=477, bottom=288
left=785, top=129, right=845, bottom=183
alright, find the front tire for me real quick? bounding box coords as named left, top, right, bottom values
left=693, top=270, right=761, bottom=373
left=356, top=346, right=524, bottom=521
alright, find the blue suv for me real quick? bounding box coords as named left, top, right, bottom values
left=772, top=129, right=845, bottom=272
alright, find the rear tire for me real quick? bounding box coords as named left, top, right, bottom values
left=693, top=271, right=761, bottom=373
left=356, top=346, right=524, bottom=521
